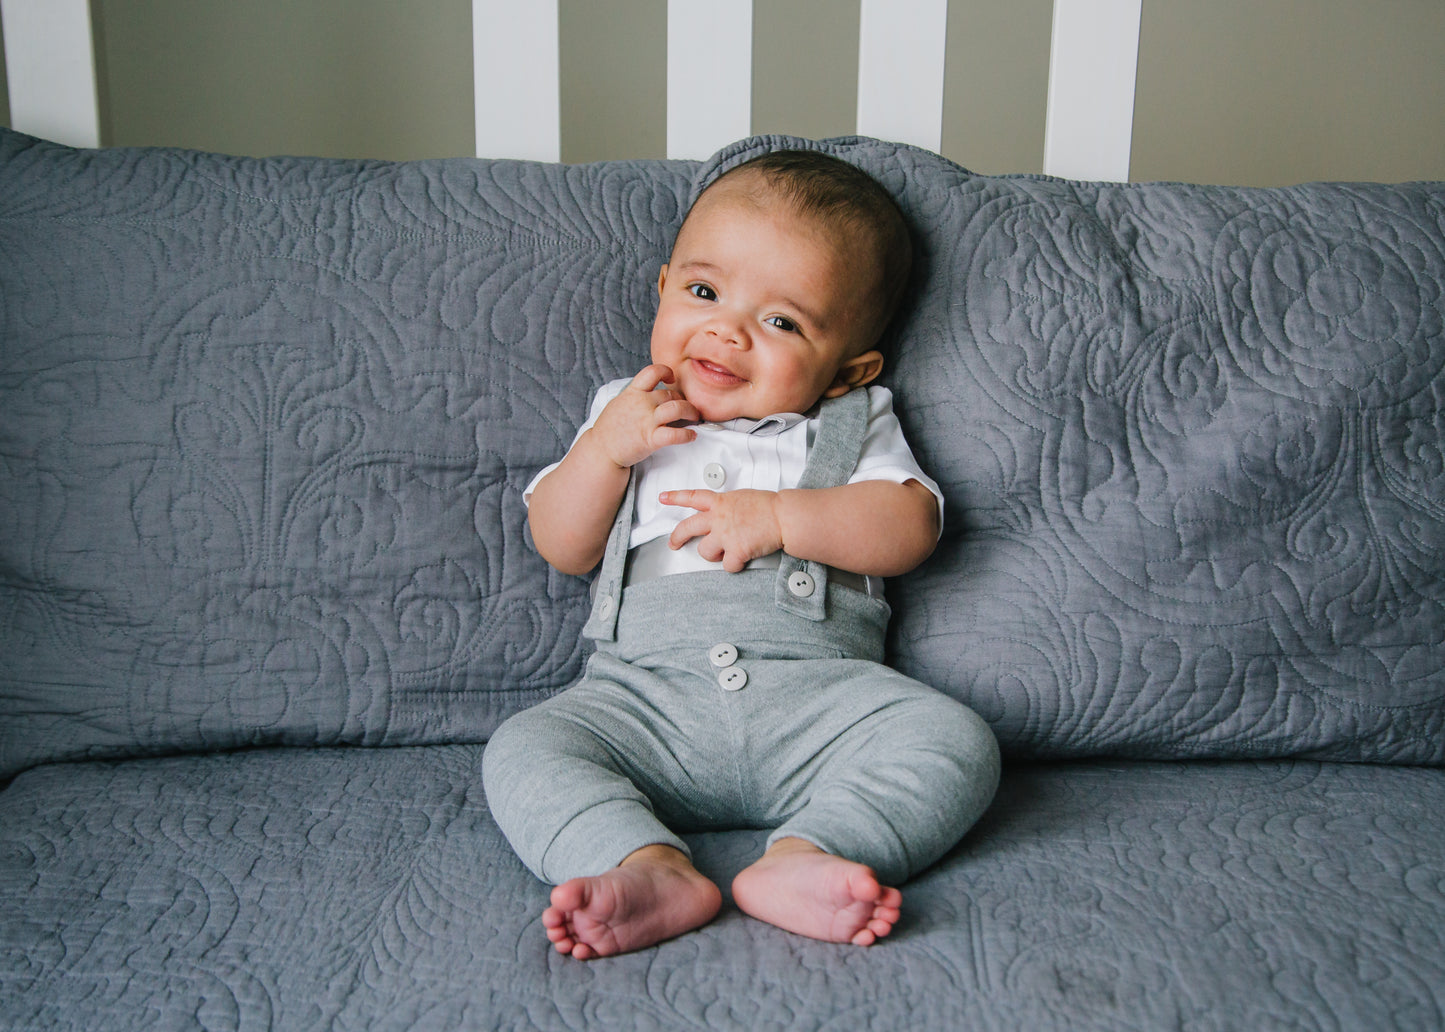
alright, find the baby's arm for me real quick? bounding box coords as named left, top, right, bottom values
left=529, top=365, right=700, bottom=575
left=662, top=479, right=940, bottom=578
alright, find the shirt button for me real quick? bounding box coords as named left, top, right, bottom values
left=709, top=643, right=739, bottom=668
left=596, top=595, right=616, bottom=619
left=787, top=571, right=816, bottom=598
left=717, top=666, right=748, bottom=691
left=703, top=463, right=727, bottom=489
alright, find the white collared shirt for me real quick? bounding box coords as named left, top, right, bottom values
left=525, top=378, right=944, bottom=550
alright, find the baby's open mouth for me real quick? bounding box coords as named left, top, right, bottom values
left=692, top=359, right=745, bottom=384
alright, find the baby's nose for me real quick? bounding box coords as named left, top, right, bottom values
left=708, top=313, right=751, bottom=348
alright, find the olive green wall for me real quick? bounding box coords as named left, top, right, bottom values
left=558, top=0, right=665, bottom=163
left=4, top=1, right=1443, bottom=184
left=750, top=0, right=858, bottom=145
left=90, top=0, right=475, bottom=160
left=1132, top=0, right=1445, bottom=185
left=942, top=0, right=1052, bottom=175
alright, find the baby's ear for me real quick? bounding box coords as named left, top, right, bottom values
left=824, top=350, right=884, bottom=397
left=657, top=265, right=669, bottom=296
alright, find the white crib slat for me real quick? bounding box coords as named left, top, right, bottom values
left=856, top=0, right=948, bottom=153
left=1043, top=0, right=1141, bottom=181
left=472, top=0, right=560, bottom=161
left=667, top=0, right=753, bottom=160
left=0, top=0, right=100, bottom=148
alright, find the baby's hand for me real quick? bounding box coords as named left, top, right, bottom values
left=589, top=365, right=701, bottom=469
left=663, top=489, right=783, bottom=573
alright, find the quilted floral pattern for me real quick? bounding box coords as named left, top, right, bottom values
left=0, top=747, right=1440, bottom=1030
left=868, top=155, right=1445, bottom=761
left=0, top=134, right=682, bottom=775
left=1, top=130, right=1443, bottom=775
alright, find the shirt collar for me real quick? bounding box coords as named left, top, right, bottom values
left=705, top=412, right=809, bottom=437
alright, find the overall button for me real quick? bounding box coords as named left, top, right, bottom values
left=596, top=595, right=616, bottom=619
left=787, top=570, right=816, bottom=598
left=717, top=666, right=748, bottom=691
left=703, top=463, right=727, bottom=489
left=709, top=642, right=739, bottom=668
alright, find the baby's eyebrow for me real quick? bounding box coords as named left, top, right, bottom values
left=675, top=260, right=721, bottom=279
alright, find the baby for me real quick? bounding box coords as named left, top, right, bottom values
left=484, top=149, right=1000, bottom=959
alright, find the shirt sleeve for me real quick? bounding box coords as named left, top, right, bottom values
left=848, top=386, right=946, bottom=533
left=522, top=378, right=630, bottom=507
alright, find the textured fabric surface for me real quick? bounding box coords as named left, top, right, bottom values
left=881, top=157, right=1445, bottom=762
left=0, top=747, right=1441, bottom=1031
left=2, top=128, right=1444, bottom=773
left=0, top=131, right=686, bottom=776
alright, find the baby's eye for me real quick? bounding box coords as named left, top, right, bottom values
left=688, top=284, right=717, bottom=301
left=765, top=315, right=799, bottom=333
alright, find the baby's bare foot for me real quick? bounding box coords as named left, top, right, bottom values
left=731, top=838, right=902, bottom=946
left=542, top=844, right=722, bottom=960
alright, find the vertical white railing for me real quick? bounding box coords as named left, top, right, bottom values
left=3, top=0, right=1144, bottom=180
left=666, top=0, right=752, bottom=160
left=1042, top=0, right=1141, bottom=181
left=856, top=0, right=948, bottom=154
left=472, top=0, right=560, bottom=160
left=0, top=0, right=101, bottom=148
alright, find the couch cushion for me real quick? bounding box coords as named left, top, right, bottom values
left=0, top=130, right=678, bottom=775
left=2, top=129, right=1443, bottom=771
left=0, top=748, right=1441, bottom=1029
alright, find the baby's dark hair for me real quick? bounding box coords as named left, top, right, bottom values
left=706, top=150, right=914, bottom=343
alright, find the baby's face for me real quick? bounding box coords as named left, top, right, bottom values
left=650, top=177, right=884, bottom=423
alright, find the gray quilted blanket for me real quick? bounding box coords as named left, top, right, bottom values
left=1, top=130, right=1442, bottom=772
left=2, top=747, right=1442, bottom=1030
left=2, top=129, right=1443, bottom=1028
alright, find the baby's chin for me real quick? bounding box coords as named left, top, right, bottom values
left=670, top=389, right=745, bottom=425
left=672, top=377, right=820, bottom=424
left=689, top=402, right=771, bottom=425
left=674, top=386, right=798, bottom=424
left=693, top=398, right=823, bottom=425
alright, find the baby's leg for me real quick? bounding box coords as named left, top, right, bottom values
left=483, top=674, right=723, bottom=958
left=731, top=668, right=1000, bottom=945
left=731, top=838, right=901, bottom=946
left=769, top=682, right=1000, bottom=890
left=544, top=844, right=722, bottom=960
left=482, top=678, right=696, bottom=880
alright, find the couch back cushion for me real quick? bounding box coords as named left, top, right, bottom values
left=1, top=130, right=1442, bottom=775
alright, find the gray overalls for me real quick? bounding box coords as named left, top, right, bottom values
left=483, top=390, right=1000, bottom=887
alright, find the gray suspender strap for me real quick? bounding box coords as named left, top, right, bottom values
left=775, top=388, right=870, bottom=622
left=581, top=471, right=636, bottom=643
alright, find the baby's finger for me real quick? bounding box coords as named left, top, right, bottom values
left=654, top=398, right=700, bottom=428
left=629, top=363, right=677, bottom=393
left=667, top=512, right=709, bottom=550
left=659, top=489, right=714, bottom=512
left=649, top=425, right=697, bottom=450
left=658, top=398, right=701, bottom=426
left=698, top=537, right=730, bottom=567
